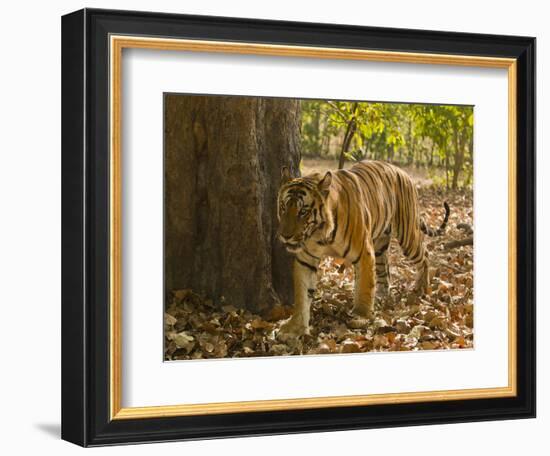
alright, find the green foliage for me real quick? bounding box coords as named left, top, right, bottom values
left=300, top=99, right=473, bottom=189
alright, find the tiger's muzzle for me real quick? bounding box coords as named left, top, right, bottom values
left=278, top=232, right=303, bottom=252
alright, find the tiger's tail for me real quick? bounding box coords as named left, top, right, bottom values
left=420, top=201, right=450, bottom=237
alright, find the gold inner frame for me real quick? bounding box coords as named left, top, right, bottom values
left=109, top=35, right=518, bottom=420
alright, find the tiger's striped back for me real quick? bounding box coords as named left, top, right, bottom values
left=329, top=161, right=445, bottom=264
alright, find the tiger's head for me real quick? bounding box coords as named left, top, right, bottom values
left=276, top=167, right=333, bottom=253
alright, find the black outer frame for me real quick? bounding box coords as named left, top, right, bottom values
left=61, top=8, right=536, bottom=447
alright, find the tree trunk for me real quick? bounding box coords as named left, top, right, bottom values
left=388, top=144, right=395, bottom=163
left=428, top=142, right=435, bottom=167
left=445, top=153, right=450, bottom=189
left=164, top=95, right=301, bottom=312
left=407, top=118, right=414, bottom=166
left=312, top=103, right=321, bottom=151
left=452, top=131, right=465, bottom=189
left=363, top=138, right=370, bottom=160
left=337, top=102, right=358, bottom=169
left=464, top=141, right=473, bottom=187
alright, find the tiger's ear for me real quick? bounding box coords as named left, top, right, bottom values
left=318, top=171, right=332, bottom=197
left=281, top=166, right=291, bottom=184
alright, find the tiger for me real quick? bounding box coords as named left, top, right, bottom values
left=276, top=160, right=449, bottom=337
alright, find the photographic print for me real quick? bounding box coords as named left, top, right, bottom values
left=164, top=94, right=474, bottom=360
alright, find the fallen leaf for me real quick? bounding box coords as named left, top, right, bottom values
left=341, top=339, right=361, bottom=353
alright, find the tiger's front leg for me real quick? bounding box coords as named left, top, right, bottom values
left=352, top=240, right=376, bottom=319
left=278, top=258, right=318, bottom=339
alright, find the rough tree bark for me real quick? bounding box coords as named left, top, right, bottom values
left=165, top=95, right=301, bottom=312
left=337, top=102, right=358, bottom=170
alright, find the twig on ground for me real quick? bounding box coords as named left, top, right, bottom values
left=456, top=223, right=473, bottom=235
left=444, top=237, right=473, bottom=250
left=434, top=261, right=463, bottom=273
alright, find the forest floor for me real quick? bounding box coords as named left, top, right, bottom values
left=165, top=162, right=474, bottom=361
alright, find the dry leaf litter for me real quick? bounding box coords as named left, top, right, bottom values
left=165, top=188, right=473, bottom=360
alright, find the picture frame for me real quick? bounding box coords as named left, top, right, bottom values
left=61, top=8, right=536, bottom=447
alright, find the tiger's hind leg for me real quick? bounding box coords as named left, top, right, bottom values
left=413, top=252, right=430, bottom=296
left=403, top=240, right=430, bottom=295
left=393, top=174, right=431, bottom=296
left=374, top=228, right=392, bottom=299
left=397, top=226, right=430, bottom=295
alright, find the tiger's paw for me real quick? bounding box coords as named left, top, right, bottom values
left=277, top=316, right=310, bottom=341
left=414, top=268, right=431, bottom=296
left=351, top=303, right=374, bottom=320
left=349, top=316, right=372, bottom=329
